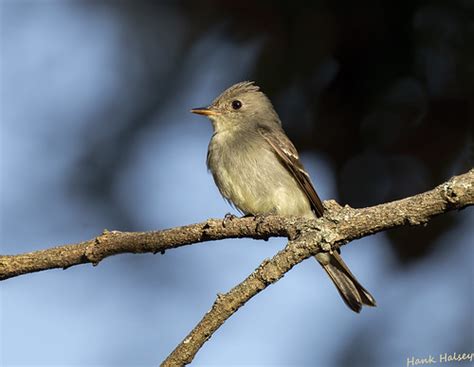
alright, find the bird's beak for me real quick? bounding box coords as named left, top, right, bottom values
left=190, top=107, right=219, bottom=116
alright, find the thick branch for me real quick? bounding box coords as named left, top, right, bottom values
left=0, top=216, right=293, bottom=281
left=161, top=170, right=473, bottom=366
left=0, top=170, right=472, bottom=366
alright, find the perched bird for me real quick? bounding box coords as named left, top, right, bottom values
left=191, top=81, right=376, bottom=312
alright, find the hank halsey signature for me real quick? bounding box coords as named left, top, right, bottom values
left=406, top=352, right=473, bottom=366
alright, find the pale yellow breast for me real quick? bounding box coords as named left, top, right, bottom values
left=208, top=130, right=314, bottom=217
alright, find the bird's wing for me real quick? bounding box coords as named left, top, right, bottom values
left=258, top=126, right=325, bottom=217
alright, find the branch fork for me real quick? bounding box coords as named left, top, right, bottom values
left=1, top=169, right=473, bottom=366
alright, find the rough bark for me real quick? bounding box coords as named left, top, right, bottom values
left=1, top=170, right=473, bottom=366
left=161, top=170, right=473, bottom=366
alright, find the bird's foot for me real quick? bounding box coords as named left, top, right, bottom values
left=253, top=213, right=275, bottom=241
left=222, top=212, right=238, bottom=227
left=252, top=209, right=276, bottom=222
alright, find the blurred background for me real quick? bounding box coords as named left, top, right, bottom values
left=1, top=0, right=473, bottom=366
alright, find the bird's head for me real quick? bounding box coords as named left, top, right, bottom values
left=191, top=81, right=280, bottom=132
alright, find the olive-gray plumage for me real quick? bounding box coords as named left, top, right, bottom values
left=192, top=81, right=376, bottom=312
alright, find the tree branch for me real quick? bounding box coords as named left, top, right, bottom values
left=0, top=216, right=292, bottom=281
left=1, top=170, right=472, bottom=366
left=160, top=169, right=473, bottom=366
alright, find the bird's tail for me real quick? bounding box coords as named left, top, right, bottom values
left=314, top=251, right=376, bottom=313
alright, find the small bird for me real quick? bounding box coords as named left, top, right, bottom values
left=191, top=81, right=376, bottom=312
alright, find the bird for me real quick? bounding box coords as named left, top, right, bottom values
left=191, top=81, right=376, bottom=312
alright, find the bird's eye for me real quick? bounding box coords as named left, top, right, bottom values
left=231, top=100, right=242, bottom=110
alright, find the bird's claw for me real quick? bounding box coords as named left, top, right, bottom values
left=222, top=213, right=238, bottom=227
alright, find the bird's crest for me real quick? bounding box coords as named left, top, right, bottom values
left=213, top=81, right=260, bottom=105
